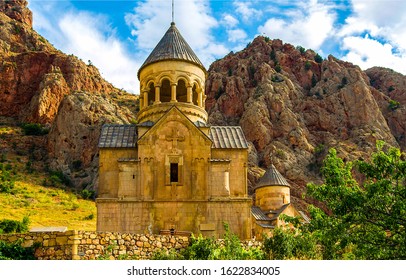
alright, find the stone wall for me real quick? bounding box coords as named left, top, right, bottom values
left=0, top=231, right=189, bottom=260
left=0, top=231, right=262, bottom=260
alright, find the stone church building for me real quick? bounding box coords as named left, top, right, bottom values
left=97, top=22, right=303, bottom=239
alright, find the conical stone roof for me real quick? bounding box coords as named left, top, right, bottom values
left=138, top=22, right=205, bottom=75
left=255, top=164, right=290, bottom=189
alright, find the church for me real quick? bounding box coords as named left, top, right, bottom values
left=96, top=21, right=303, bottom=239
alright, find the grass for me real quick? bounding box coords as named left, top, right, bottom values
left=0, top=121, right=96, bottom=231
left=0, top=179, right=96, bottom=231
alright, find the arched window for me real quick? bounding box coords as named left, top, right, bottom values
left=161, top=79, right=171, bottom=103
left=177, top=79, right=187, bottom=103
left=147, top=82, right=155, bottom=105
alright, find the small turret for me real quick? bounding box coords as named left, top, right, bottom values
left=254, top=164, right=291, bottom=211
left=137, top=22, right=207, bottom=125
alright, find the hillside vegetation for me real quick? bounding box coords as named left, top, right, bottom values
left=0, top=119, right=96, bottom=231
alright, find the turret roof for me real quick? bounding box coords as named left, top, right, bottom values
left=255, top=164, right=290, bottom=189
left=138, top=22, right=205, bottom=76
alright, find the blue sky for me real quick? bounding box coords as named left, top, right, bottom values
left=27, top=0, right=406, bottom=93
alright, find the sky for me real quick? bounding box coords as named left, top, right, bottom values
left=27, top=0, right=406, bottom=94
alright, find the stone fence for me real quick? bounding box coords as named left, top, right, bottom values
left=0, top=231, right=263, bottom=260
left=0, top=231, right=190, bottom=260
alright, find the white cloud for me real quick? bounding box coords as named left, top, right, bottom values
left=340, top=36, right=406, bottom=74
left=221, top=13, right=239, bottom=28
left=125, top=0, right=227, bottom=68
left=29, top=2, right=139, bottom=93
left=233, top=1, right=262, bottom=23
left=337, top=0, right=406, bottom=74
left=227, top=29, right=247, bottom=43
left=58, top=12, right=140, bottom=92
left=257, top=0, right=336, bottom=50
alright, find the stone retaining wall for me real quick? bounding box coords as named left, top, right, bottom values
left=0, top=231, right=262, bottom=260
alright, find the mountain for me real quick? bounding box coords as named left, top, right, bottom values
left=0, top=0, right=137, bottom=191
left=1, top=2, right=405, bottom=207
left=205, top=37, right=405, bottom=201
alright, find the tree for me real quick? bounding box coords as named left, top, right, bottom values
left=305, top=141, right=406, bottom=259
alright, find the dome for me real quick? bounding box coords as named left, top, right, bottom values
left=255, top=164, right=290, bottom=189
left=138, top=22, right=205, bottom=77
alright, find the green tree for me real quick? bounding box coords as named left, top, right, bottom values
left=305, top=142, right=406, bottom=259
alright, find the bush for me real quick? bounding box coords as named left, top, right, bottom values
left=314, top=53, right=323, bottom=63
left=181, top=234, right=216, bottom=260
left=304, top=61, right=312, bottom=71
left=0, top=239, right=37, bottom=260
left=0, top=169, right=14, bottom=194
left=20, top=123, right=49, bottom=136
left=388, top=99, right=400, bottom=111
left=296, top=46, right=306, bottom=54
left=80, top=189, right=95, bottom=200
left=0, top=217, right=29, bottom=234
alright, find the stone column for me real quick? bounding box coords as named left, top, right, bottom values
left=187, top=85, right=192, bottom=103
left=139, top=94, right=144, bottom=110
left=143, top=90, right=148, bottom=108
left=171, top=83, right=177, bottom=102
left=154, top=86, right=161, bottom=104
left=197, top=88, right=203, bottom=107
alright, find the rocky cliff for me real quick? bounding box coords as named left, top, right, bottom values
left=206, top=36, right=405, bottom=200
left=1, top=2, right=404, bottom=202
left=0, top=1, right=137, bottom=190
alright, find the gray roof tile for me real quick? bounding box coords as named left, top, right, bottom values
left=251, top=206, right=272, bottom=221
left=255, top=164, right=290, bottom=189
left=139, top=22, right=205, bottom=75
left=209, top=126, right=248, bottom=149
left=98, top=124, right=137, bottom=148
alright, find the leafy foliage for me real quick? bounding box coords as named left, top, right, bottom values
left=314, top=53, right=323, bottom=63
left=268, top=142, right=405, bottom=260
left=20, top=123, right=49, bottom=136
left=388, top=99, right=400, bottom=111
left=263, top=226, right=320, bottom=260
left=0, top=168, right=15, bottom=194
left=305, top=142, right=406, bottom=259
left=0, top=239, right=37, bottom=260
left=153, top=224, right=265, bottom=260
left=0, top=217, right=30, bottom=234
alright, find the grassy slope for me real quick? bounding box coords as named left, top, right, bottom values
left=0, top=122, right=96, bottom=231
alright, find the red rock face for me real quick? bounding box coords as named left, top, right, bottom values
left=205, top=36, right=405, bottom=199
left=0, top=4, right=136, bottom=190
left=0, top=0, right=32, bottom=27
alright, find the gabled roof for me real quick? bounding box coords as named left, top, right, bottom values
left=255, top=164, right=290, bottom=189
left=137, top=105, right=212, bottom=145
left=251, top=206, right=272, bottom=221
left=138, top=22, right=205, bottom=75
left=98, top=124, right=137, bottom=148
left=209, top=126, right=248, bottom=149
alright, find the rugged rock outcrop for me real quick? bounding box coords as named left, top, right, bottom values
left=0, top=0, right=32, bottom=27
left=206, top=36, right=404, bottom=199
left=1, top=2, right=404, bottom=201
left=0, top=1, right=137, bottom=190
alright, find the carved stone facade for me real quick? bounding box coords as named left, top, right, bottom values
left=97, top=22, right=252, bottom=239
left=97, top=22, right=303, bottom=240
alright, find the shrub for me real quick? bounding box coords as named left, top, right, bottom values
left=314, top=53, right=323, bottom=63
left=20, top=123, right=49, bottom=136
left=181, top=234, right=216, bottom=260
left=0, top=217, right=29, bottom=234
left=80, top=189, right=95, bottom=200
left=0, top=169, right=14, bottom=193
left=296, top=46, right=306, bottom=54
left=388, top=99, right=400, bottom=111
left=304, top=61, right=312, bottom=71
left=0, top=239, right=37, bottom=260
